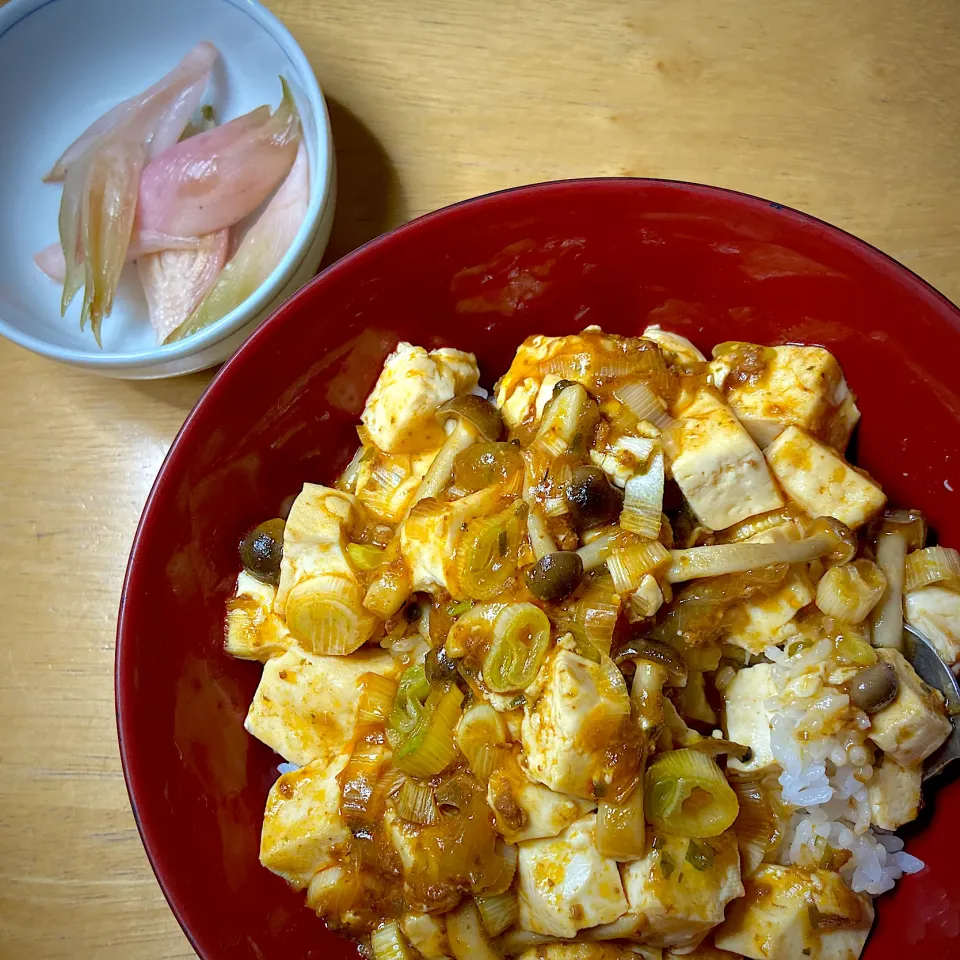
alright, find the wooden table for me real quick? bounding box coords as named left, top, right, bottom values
left=1, top=0, right=958, bottom=956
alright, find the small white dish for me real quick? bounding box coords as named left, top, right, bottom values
left=0, top=0, right=335, bottom=379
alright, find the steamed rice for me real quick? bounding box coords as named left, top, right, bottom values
left=761, top=637, right=926, bottom=895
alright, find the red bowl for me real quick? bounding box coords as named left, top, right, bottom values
left=117, top=179, right=960, bottom=959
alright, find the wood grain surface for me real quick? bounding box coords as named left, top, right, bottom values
left=1, top=0, right=959, bottom=956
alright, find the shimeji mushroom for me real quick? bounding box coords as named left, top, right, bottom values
left=663, top=516, right=856, bottom=584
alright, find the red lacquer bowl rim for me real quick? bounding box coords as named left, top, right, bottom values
left=115, top=176, right=960, bottom=957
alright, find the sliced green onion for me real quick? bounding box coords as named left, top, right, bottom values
left=718, top=506, right=805, bottom=544
left=357, top=672, right=398, bottom=724
left=613, top=380, right=673, bottom=429
left=347, top=542, right=387, bottom=571
left=307, top=863, right=361, bottom=915
left=336, top=445, right=365, bottom=494
left=285, top=573, right=375, bottom=655
left=731, top=777, right=786, bottom=875
left=388, top=665, right=464, bottom=777
left=607, top=538, right=671, bottom=594
left=456, top=501, right=526, bottom=600
left=685, top=838, right=716, bottom=871
left=571, top=572, right=620, bottom=655
left=533, top=382, right=598, bottom=458
left=644, top=748, right=739, bottom=837
left=620, top=450, right=665, bottom=538
left=597, top=779, right=646, bottom=861
left=833, top=630, right=878, bottom=667
left=815, top=559, right=887, bottom=623
left=355, top=455, right=415, bottom=523
left=371, top=922, right=416, bottom=960
left=905, top=546, right=960, bottom=592
left=456, top=703, right=508, bottom=781
left=475, top=891, right=519, bottom=937
left=338, top=737, right=388, bottom=824
left=363, top=552, right=413, bottom=619
left=483, top=603, right=551, bottom=693
left=395, top=776, right=440, bottom=825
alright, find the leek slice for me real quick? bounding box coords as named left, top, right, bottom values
left=483, top=603, right=551, bottom=693
left=815, top=559, right=887, bottom=623
left=357, top=672, right=398, bottom=724
left=395, top=776, right=440, bottom=825
left=284, top=573, right=375, bottom=655
left=475, top=891, right=519, bottom=937
left=905, top=546, right=960, bottom=592
left=371, top=922, right=415, bottom=960
left=597, top=778, right=646, bottom=861
left=533, top=382, right=598, bottom=458
left=620, top=450, right=665, bottom=538
left=456, top=703, right=508, bottom=781
left=338, top=737, right=388, bottom=824
left=607, top=539, right=671, bottom=594
left=644, top=748, right=739, bottom=837
left=387, top=665, right=464, bottom=777
left=613, top=380, right=673, bottom=429
left=456, top=501, right=526, bottom=600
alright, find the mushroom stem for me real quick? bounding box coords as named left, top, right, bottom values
left=664, top=517, right=855, bottom=583
left=415, top=420, right=478, bottom=502
left=869, top=511, right=925, bottom=651
left=871, top=529, right=908, bottom=650
left=575, top=530, right=618, bottom=571
left=524, top=503, right=557, bottom=560
left=630, top=661, right=668, bottom=733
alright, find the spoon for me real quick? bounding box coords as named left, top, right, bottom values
left=903, top=625, right=960, bottom=780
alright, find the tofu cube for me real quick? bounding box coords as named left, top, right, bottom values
left=260, top=755, right=351, bottom=889
left=867, top=649, right=951, bottom=766
left=620, top=831, right=743, bottom=950
left=400, top=913, right=450, bottom=959
left=517, top=814, right=628, bottom=938
left=275, top=483, right=359, bottom=614
left=867, top=757, right=923, bottom=830
left=488, top=752, right=596, bottom=844
left=355, top=446, right=439, bottom=524
left=494, top=335, right=579, bottom=408
left=664, top=389, right=783, bottom=531
left=224, top=571, right=292, bottom=661
left=714, top=865, right=874, bottom=960
left=275, top=483, right=377, bottom=654
left=497, top=374, right=563, bottom=432
left=722, top=663, right=777, bottom=775
left=764, top=427, right=886, bottom=530
left=590, top=435, right=657, bottom=489
left=400, top=485, right=507, bottom=597
left=521, top=648, right=632, bottom=799
left=495, top=331, right=657, bottom=410
left=245, top=647, right=399, bottom=766
left=905, top=584, right=960, bottom=665
left=711, top=344, right=860, bottom=451
left=361, top=342, right=480, bottom=453
left=643, top=324, right=707, bottom=366
left=722, top=572, right=813, bottom=655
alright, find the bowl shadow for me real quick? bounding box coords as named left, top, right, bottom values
left=321, top=97, right=407, bottom=267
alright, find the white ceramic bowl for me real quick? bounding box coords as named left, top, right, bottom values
left=0, top=0, right=335, bottom=379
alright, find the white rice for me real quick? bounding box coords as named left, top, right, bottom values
left=762, top=638, right=926, bottom=895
